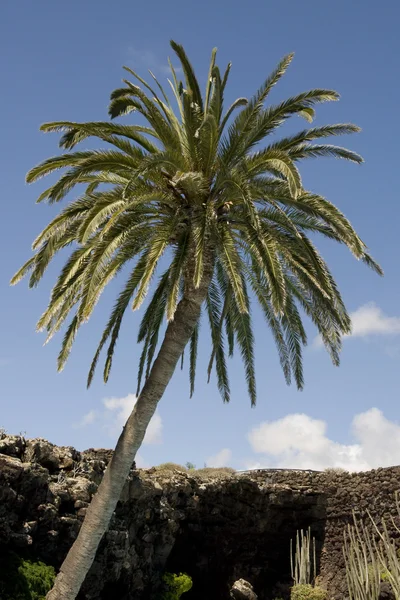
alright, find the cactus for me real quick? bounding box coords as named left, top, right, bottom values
left=290, top=528, right=316, bottom=586
left=343, top=515, right=381, bottom=600
left=367, top=491, right=400, bottom=599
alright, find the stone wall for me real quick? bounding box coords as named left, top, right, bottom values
left=248, top=468, right=400, bottom=598
left=1, top=435, right=400, bottom=599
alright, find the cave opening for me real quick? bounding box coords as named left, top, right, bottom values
left=164, top=482, right=326, bottom=600
left=101, top=578, right=130, bottom=600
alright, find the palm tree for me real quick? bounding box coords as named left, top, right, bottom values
left=12, top=41, right=381, bottom=599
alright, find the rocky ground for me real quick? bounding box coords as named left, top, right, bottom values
left=1, top=434, right=400, bottom=599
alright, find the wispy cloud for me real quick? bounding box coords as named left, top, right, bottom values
left=74, top=409, right=97, bottom=428
left=247, top=408, right=400, bottom=472
left=126, top=47, right=181, bottom=75
left=384, top=345, right=400, bottom=359
left=314, top=302, right=400, bottom=347
left=75, top=393, right=163, bottom=445
left=349, top=303, right=400, bottom=337
left=135, top=454, right=150, bottom=468
left=206, top=448, right=232, bottom=468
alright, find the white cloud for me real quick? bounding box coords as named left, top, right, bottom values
left=102, top=393, right=162, bottom=445
left=126, top=47, right=181, bottom=75
left=75, top=393, right=162, bottom=445
left=314, top=302, right=400, bottom=347
left=247, top=408, right=400, bottom=472
left=73, top=410, right=98, bottom=428
left=206, top=448, right=232, bottom=468
left=352, top=408, right=400, bottom=469
left=350, top=303, right=400, bottom=337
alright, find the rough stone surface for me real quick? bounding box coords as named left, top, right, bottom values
left=230, top=578, right=258, bottom=599
left=1, top=436, right=400, bottom=600
left=379, top=582, right=396, bottom=600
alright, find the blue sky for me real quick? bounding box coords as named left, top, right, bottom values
left=1, top=0, right=399, bottom=471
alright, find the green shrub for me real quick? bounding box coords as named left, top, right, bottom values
left=291, top=584, right=327, bottom=600
left=0, top=551, right=55, bottom=600
left=161, top=572, right=193, bottom=599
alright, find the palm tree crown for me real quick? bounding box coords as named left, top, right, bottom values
left=12, top=41, right=381, bottom=405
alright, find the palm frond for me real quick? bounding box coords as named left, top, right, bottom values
left=206, top=281, right=230, bottom=403
left=216, top=225, right=247, bottom=313
left=230, top=275, right=256, bottom=405
left=170, top=40, right=203, bottom=111
left=14, top=42, right=381, bottom=410
left=204, top=47, right=218, bottom=115
left=189, top=321, right=200, bottom=398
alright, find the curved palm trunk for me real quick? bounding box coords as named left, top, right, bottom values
left=46, top=259, right=214, bottom=600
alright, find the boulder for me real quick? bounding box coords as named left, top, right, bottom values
left=230, top=579, right=258, bottom=599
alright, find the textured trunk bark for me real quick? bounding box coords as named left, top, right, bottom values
left=46, top=255, right=214, bottom=600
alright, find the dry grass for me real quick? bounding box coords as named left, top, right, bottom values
left=192, top=467, right=236, bottom=479
left=324, top=467, right=348, bottom=475
left=153, top=464, right=236, bottom=479
left=154, top=462, right=188, bottom=472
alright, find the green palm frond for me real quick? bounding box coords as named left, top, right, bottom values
left=170, top=41, right=203, bottom=111
left=189, top=321, right=200, bottom=398
left=166, top=235, right=190, bottom=320
left=40, top=121, right=160, bottom=153
left=206, top=281, right=230, bottom=403
left=247, top=265, right=291, bottom=385
left=137, top=272, right=169, bottom=393
left=230, top=275, right=256, bottom=405
left=87, top=254, right=149, bottom=386
left=13, top=41, right=382, bottom=405
left=204, top=47, right=218, bottom=115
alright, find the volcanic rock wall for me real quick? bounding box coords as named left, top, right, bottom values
left=0, top=435, right=399, bottom=599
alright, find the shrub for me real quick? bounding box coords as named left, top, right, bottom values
left=291, top=584, right=327, bottom=600
left=193, top=467, right=235, bottom=478
left=155, top=462, right=188, bottom=472
left=161, top=572, right=193, bottom=599
left=324, top=467, right=348, bottom=474
left=0, top=551, right=55, bottom=599
left=185, top=462, right=196, bottom=470
left=19, top=560, right=55, bottom=600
